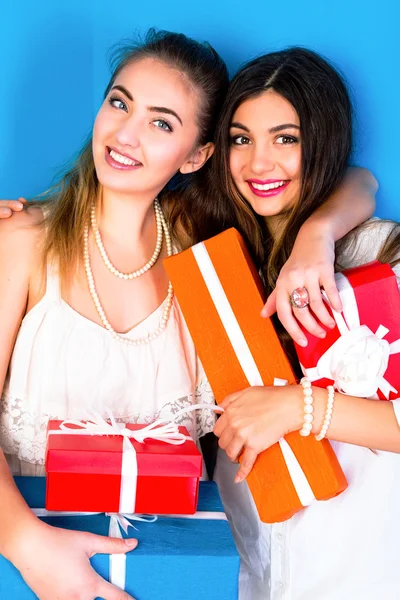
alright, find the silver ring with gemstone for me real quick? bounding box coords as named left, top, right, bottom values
left=290, top=287, right=310, bottom=309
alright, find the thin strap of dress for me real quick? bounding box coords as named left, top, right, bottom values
left=45, top=260, right=62, bottom=302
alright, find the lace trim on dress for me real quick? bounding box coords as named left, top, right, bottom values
left=0, top=381, right=216, bottom=466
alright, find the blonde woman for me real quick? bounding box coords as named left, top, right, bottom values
left=0, top=33, right=375, bottom=600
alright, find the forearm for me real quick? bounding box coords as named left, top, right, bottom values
left=311, top=386, right=400, bottom=453
left=0, top=450, right=40, bottom=561
left=298, top=167, right=377, bottom=242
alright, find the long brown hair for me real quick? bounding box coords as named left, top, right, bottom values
left=211, top=47, right=353, bottom=286
left=194, top=48, right=353, bottom=372
left=38, top=29, right=229, bottom=282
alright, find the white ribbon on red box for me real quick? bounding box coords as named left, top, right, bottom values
left=48, top=403, right=222, bottom=514
left=301, top=272, right=400, bottom=399
left=191, top=242, right=316, bottom=508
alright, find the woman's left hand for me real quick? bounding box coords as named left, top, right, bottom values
left=213, top=385, right=303, bottom=483
left=261, top=228, right=341, bottom=346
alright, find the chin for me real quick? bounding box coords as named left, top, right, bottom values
left=246, top=201, right=281, bottom=218
left=96, top=170, right=138, bottom=193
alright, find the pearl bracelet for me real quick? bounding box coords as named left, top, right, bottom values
left=315, top=385, right=335, bottom=441
left=299, top=377, right=314, bottom=436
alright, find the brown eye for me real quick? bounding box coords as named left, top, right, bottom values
left=276, top=135, right=298, bottom=145
left=231, top=135, right=251, bottom=145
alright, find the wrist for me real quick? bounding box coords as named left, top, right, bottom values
left=310, top=386, right=328, bottom=435
left=298, top=216, right=336, bottom=242
left=289, top=384, right=307, bottom=433
left=2, top=513, right=45, bottom=565
left=293, top=384, right=327, bottom=435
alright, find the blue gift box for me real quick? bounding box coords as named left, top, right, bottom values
left=0, top=477, right=239, bottom=599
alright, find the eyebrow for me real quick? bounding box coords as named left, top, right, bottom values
left=149, top=106, right=183, bottom=126
left=230, top=121, right=300, bottom=133
left=110, top=85, right=183, bottom=126
left=230, top=122, right=250, bottom=132
left=269, top=123, right=300, bottom=133
left=111, top=85, right=133, bottom=101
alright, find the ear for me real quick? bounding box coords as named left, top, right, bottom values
left=179, top=142, right=215, bottom=174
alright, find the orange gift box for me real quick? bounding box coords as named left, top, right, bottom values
left=164, top=228, right=347, bottom=523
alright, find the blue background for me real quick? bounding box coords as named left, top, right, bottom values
left=1, top=0, right=398, bottom=217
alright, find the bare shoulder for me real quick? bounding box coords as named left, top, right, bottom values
left=0, top=205, right=45, bottom=280
left=0, top=205, right=44, bottom=250
left=0, top=205, right=46, bottom=386
left=0, top=204, right=44, bottom=234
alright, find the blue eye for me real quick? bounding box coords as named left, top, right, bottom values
left=153, top=119, right=173, bottom=132
left=109, top=96, right=128, bottom=111
left=231, top=135, right=251, bottom=145
left=276, top=135, right=298, bottom=145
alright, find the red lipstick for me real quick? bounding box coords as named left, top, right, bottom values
left=246, top=179, right=289, bottom=198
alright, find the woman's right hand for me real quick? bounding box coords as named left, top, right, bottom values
left=0, top=198, right=28, bottom=218
left=10, top=519, right=138, bottom=600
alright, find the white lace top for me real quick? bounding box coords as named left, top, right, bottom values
left=0, top=263, right=216, bottom=476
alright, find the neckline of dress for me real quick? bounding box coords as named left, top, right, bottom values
left=59, top=294, right=173, bottom=337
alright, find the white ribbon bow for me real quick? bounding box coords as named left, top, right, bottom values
left=301, top=272, right=400, bottom=399
left=51, top=407, right=193, bottom=445
left=49, top=404, right=223, bottom=514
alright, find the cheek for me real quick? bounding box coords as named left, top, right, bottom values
left=92, top=110, right=109, bottom=148
left=285, top=149, right=302, bottom=179
left=150, top=135, right=193, bottom=171
left=229, top=150, right=243, bottom=182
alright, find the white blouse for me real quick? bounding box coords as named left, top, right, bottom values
left=0, top=262, right=216, bottom=476
left=215, top=219, right=400, bottom=600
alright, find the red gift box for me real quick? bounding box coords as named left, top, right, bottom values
left=295, top=261, right=400, bottom=399
left=45, top=420, right=202, bottom=513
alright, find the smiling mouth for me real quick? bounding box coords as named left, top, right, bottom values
left=105, top=147, right=143, bottom=170
left=249, top=180, right=287, bottom=191
left=108, top=148, right=141, bottom=166
left=246, top=179, right=290, bottom=198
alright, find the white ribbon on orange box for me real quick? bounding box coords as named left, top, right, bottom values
left=48, top=403, right=222, bottom=514
left=32, top=506, right=227, bottom=591
left=300, top=272, right=400, bottom=399
left=191, top=242, right=316, bottom=507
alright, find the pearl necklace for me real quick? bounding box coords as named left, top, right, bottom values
left=83, top=203, right=174, bottom=346
left=91, top=200, right=163, bottom=279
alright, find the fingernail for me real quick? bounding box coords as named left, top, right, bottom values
left=318, top=331, right=326, bottom=339
left=328, top=321, right=336, bottom=329
left=125, top=538, right=137, bottom=547
left=297, top=338, right=308, bottom=347
left=0, top=208, right=10, bottom=216
left=16, top=202, right=23, bottom=209
left=234, top=475, right=242, bottom=484
left=260, top=309, right=267, bottom=318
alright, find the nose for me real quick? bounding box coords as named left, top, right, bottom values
left=249, top=142, right=275, bottom=175
left=115, top=113, right=141, bottom=149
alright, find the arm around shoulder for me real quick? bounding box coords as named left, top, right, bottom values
left=300, top=166, right=378, bottom=241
